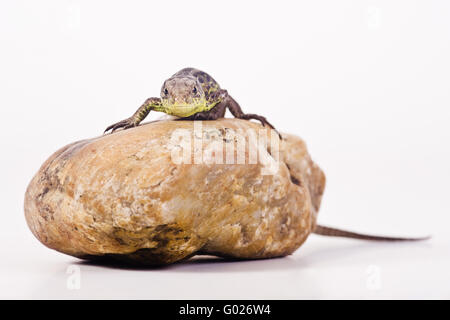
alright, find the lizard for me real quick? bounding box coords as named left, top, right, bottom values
left=104, top=67, right=281, bottom=137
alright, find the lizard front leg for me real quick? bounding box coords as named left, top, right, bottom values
left=104, top=97, right=161, bottom=133
left=221, top=91, right=282, bottom=139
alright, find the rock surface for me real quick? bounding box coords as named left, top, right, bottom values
left=24, top=119, right=325, bottom=265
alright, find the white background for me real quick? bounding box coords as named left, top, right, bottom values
left=0, top=0, right=449, bottom=299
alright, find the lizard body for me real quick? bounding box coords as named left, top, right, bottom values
left=105, top=68, right=279, bottom=136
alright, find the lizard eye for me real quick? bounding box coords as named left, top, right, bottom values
left=164, top=88, right=168, bottom=95
left=192, top=87, right=197, bottom=94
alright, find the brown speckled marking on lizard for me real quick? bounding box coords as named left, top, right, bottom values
left=104, top=67, right=281, bottom=138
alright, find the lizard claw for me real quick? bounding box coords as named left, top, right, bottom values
left=104, top=118, right=137, bottom=134
left=258, top=117, right=283, bottom=140
left=241, top=114, right=283, bottom=140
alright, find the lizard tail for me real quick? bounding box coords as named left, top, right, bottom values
left=313, top=224, right=430, bottom=241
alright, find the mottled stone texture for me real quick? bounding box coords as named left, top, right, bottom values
left=24, top=119, right=325, bottom=265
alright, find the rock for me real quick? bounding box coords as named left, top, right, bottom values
left=24, top=119, right=325, bottom=265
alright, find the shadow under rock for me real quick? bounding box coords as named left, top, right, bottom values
left=166, top=254, right=309, bottom=273
left=76, top=254, right=309, bottom=272
left=76, top=235, right=433, bottom=272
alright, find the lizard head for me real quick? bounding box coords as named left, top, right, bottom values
left=160, top=76, right=208, bottom=117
